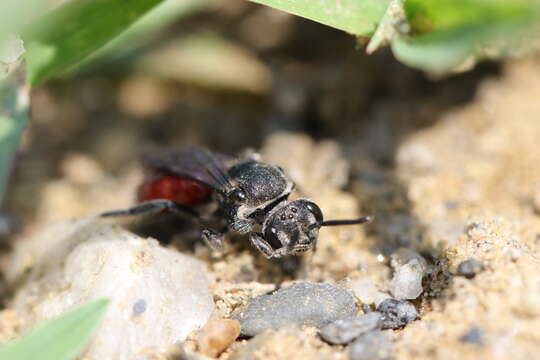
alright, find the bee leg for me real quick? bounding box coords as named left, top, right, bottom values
left=99, top=199, right=199, bottom=219
left=249, top=232, right=278, bottom=259
left=201, top=228, right=226, bottom=251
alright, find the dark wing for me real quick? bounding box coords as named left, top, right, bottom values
left=141, top=147, right=234, bottom=195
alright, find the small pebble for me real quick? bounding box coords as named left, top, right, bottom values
left=389, top=249, right=427, bottom=300
left=390, top=248, right=428, bottom=269
left=350, top=278, right=379, bottom=304
left=389, top=262, right=425, bottom=300
left=197, top=318, right=241, bottom=357
left=377, top=298, right=418, bottom=329
left=349, top=330, right=393, bottom=360
left=233, top=282, right=356, bottom=337
left=320, top=312, right=382, bottom=345
left=459, top=327, right=484, bottom=345
left=508, top=248, right=524, bottom=261
left=457, top=259, right=484, bottom=279
left=132, top=299, right=146, bottom=316
left=374, top=292, right=392, bottom=307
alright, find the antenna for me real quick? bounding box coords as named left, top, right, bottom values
left=321, top=215, right=373, bottom=227
left=309, top=215, right=373, bottom=230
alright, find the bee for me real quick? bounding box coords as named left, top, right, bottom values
left=100, top=148, right=372, bottom=258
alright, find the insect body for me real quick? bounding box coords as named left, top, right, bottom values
left=100, top=148, right=372, bottom=258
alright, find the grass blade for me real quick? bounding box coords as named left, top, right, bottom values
left=23, top=0, right=165, bottom=86
left=0, top=299, right=110, bottom=360
left=249, top=0, right=390, bottom=36
left=0, top=53, right=28, bottom=204
left=393, top=0, right=540, bottom=73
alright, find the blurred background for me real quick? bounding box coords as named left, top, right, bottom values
left=2, top=0, right=540, bottom=359
left=1, top=0, right=503, bottom=228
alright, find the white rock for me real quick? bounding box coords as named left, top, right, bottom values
left=389, top=262, right=424, bottom=300
left=350, top=278, right=379, bottom=305
left=374, top=292, right=392, bottom=307
left=8, top=219, right=214, bottom=360
left=389, top=248, right=427, bottom=300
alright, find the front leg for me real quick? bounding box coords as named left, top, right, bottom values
left=99, top=199, right=199, bottom=219
left=249, top=232, right=280, bottom=259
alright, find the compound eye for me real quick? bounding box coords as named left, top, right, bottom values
left=306, top=201, right=323, bottom=222
left=230, top=188, right=246, bottom=202
left=264, top=226, right=282, bottom=249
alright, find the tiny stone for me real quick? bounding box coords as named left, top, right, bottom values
left=377, top=299, right=418, bottom=329
left=132, top=299, right=146, bottom=316
left=319, top=312, right=382, bottom=345
left=457, top=259, right=484, bottom=279
left=389, top=262, right=425, bottom=300
left=389, top=249, right=427, bottom=300
left=350, top=278, right=379, bottom=304
left=233, top=282, right=356, bottom=337
left=459, top=327, right=484, bottom=345
left=508, top=248, right=524, bottom=261
left=374, top=292, right=392, bottom=307
left=390, top=248, right=427, bottom=269
left=197, top=318, right=241, bottom=357
left=349, top=330, right=393, bottom=360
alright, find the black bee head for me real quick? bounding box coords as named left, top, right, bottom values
left=261, top=199, right=324, bottom=255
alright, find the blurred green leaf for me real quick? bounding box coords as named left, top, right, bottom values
left=0, top=0, right=52, bottom=42
left=366, top=0, right=406, bottom=54
left=81, top=0, right=219, bottom=68
left=0, top=299, right=110, bottom=360
left=0, top=63, right=28, bottom=204
left=249, top=0, right=390, bottom=36
left=405, top=0, right=536, bottom=34
left=23, top=0, right=165, bottom=86
left=392, top=0, right=540, bottom=73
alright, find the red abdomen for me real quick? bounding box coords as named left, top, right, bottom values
left=137, top=176, right=212, bottom=206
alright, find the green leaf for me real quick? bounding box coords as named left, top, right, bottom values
left=404, top=0, right=537, bottom=34
left=0, top=0, right=52, bottom=43
left=0, top=299, right=110, bottom=360
left=0, top=63, right=28, bottom=204
left=366, top=0, right=406, bottom=54
left=249, top=0, right=390, bottom=36
left=392, top=0, right=540, bottom=73
left=23, top=0, right=165, bottom=87
left=80, top=0, right=219, bottom=69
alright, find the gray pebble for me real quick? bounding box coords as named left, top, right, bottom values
left=320, top=312, right=382, bottom=345
left=233, top=282, right=356, bottom=337
left=133, top=299, right=146, bottom=316
left=349, top=330, right=392, bottom=360
left=457, top=259, right=484, bottom=279
left=377, top=298, right=418, bottom=329
left=459, top=327, right=484, bottom=345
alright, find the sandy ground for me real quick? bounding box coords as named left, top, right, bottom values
left=1, top=2, right=540, bottom=358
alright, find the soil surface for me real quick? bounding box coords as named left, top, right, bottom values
left=2, top=1, right=540, bottom=359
